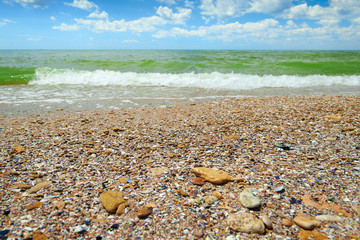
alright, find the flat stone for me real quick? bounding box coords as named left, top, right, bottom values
left=239, top=188, right=261, bottom=209
left=351, top=205, right=360, bottom=216
left=13, top=146, right=25, bottom=153
left=193, top=177, right=206, bottom=186
left=315, top=214, right=344, bottom=222
left=32, top=232, right=48, bottom=240
left=100, top=191, right=126, bottom=214
left=294, top=214, right=321, bottom=230
left=281, top=218, right=293, bottom=227
left=25, top=201, right=43, bottom=210
left=28, top=181, right=52, bottom=194
left=227, top=213, right=265, bottom=234
left=149, top=167, right=169, bottom=176
left=10, top=183, right=32, bottom=190
left=137, top=207, right=153, bottom=219
left=191, top=167, right=232, bottom=185
left=299, top=230, right=329, bottom=240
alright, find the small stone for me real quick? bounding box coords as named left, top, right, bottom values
left=28, top=181, right=52, bottom=194
left=118, top=177, right=128, bottom=184
left=166, top=152, right=175, bottom=158
left=177, top=189, right=189, bottom=197
left=55, top=200, right=66, bottom=210
left=299, top=230, right=329, bottom=240
left=261, top=215, right=273, bottom=229
left=274, top=186, right=284, bottom=193
left=33, top=232, right=48, bottom=240
left=213, top=191, right=223, bottom=199
left=13, top=146, right=25, bottom=153
left=281, top=218, right=293, bottom=227
left=315, top=215, right=344, bottom=222
left=10, top=183, right=32, bottom=190
left=149, top=167, right=169, bottom=176
left=25, top=201, right=43, bottom=210
left=351, top=205, right=360, bottom=216
left=227, top=213, right=265, bottom=234
left=191, top=167, right=232, bottom=185
left=239, top=188, right=261, bottom=209
left=116, top=202, right=129, bottom=215
left=137, top=207, right=153, bottom=219
left=99, top=191, right=126, bottom=214
left=294, top=214, right=321, bottom=230
left=193, top=177, right=206, bottom=186
left=204, top=195, right=218, bottom=207
left=193, top=229, right=204, bottom=238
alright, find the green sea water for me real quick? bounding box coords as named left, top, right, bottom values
left=1, top=50, right=360, bottom=85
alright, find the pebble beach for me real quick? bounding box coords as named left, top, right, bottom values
left=1, top=95, right=360, bottom=239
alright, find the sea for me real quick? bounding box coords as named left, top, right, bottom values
left=1, top=50, right=360, bottom=115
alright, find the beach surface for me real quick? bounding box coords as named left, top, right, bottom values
left=1, top=95, right=360, bottom=239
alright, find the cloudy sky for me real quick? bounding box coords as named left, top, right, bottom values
left=1, top=0, right=360, bottom=49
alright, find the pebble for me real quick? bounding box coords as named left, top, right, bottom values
left=204, top=195, right=218, bottom=207
left=28, top=181, right=52, bottom=194
left=239, top=188, right=261, bottom=209
left=261, top=215, right=273, bottom=229
left=116, top=202, right=129, bottom=215
left=315, top=214, right=344, bottom=222
left=149, top=167, right=169, bottom=176
left=294, top=214, right=321, bottom=230
left=191, top=167, right=232, bottom=185
left=281, top=218, right=293, bottom=227
left=351, top=205, right=360, bottom=216
left=137, top=207, right=153, bottom=219
left=227, top=213, right=265, bottom=234
left=99, top=191, right=126, bottom=213
left=193, top=177, right=206, bottom=186
left=25, top=201, right=43, bottom=210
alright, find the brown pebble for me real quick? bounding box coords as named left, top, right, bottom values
left=137, top=207, right=153, bottom=219
left=282, top=218, right=293, bottom=227
left=28, top=181, right=52, bottom=194
left=193, top=177, right=206, bottom=186
left=13, top=146, right=25, bottom=153
left=25, top=201, right=43, bottom=210
left=33, top=232, right=48, bottom=240
left=193, top=229, right=204, bottom=238
left=55, top=200, right=66, bottom=210
left=116, top=202, right=129, bottom=215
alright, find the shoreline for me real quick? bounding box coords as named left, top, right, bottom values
left=1, top=95, right=359, bottom=239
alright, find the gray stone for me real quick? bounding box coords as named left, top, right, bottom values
left=239, top=188, right=261, bottom=209
left=294, top=214, right=320, bottom=230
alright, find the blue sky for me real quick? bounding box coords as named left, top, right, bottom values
left=0, top=0, right=359, bottom=49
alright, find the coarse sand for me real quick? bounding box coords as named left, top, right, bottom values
left=0, top=95, right=359, bottom=239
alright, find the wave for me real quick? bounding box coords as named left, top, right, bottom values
left=28, top=67, right=360, bottom=90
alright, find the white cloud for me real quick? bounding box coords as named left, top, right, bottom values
left=5, top=0, right=47, bottom=8
left=123, top=39, right=139, bottom=43
left=249, top=0, right=292, bottom=14
left=184, top=0, right=195, bottom=9
left=199, top=0, right=251, bottom=19
left=156, top=6, right=191, bottom=24
left=154, top=18, right=279, bottom=41
left=52, top=23, right=80, bottom=31
left=65, top=0, right=98, bottom=11
left=50, top=16, right=56, bottom=21
left=156, top=0, right=176, bottom=5
left=0, top=19, right=15, bottom=26
left=55, top=6, right=191, bottom=33
left=88, top=10, right=108, bottom=19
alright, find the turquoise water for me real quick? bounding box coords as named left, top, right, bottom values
left=1, top=50, right=360, bottom=85
left=0, top=50, right=360, bottom=113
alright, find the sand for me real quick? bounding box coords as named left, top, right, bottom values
left=0, top=95, right=359, bottom=239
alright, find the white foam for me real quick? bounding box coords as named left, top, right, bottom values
left=29, top=67, right=360, bottom=90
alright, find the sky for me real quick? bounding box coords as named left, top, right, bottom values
left=0, top=0, right=360, bottom=49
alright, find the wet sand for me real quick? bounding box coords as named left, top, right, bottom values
left=0, top=95, right=360, bottom=239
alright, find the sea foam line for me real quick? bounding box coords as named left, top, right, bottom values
left=29, top=67, right=360, bottom=90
